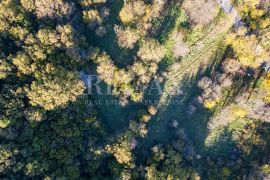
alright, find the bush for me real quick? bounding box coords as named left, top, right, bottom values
left=222, top=59, right=242, bottom=75
left=148, top=106, right=157, bottom=115
left=172, top=31, right=189, bottom=58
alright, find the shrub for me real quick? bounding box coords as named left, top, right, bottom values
left=148, top=106, right=157, bottom=115
left=222, top=59, right=242, bottom=75
left=138, top=109, right=151, bottom=123
left=232, top=106, right=247, bottom=118
left=172, top=32, right=189, bottom=58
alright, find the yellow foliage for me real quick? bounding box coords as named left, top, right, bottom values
left=0, top=118, right=11, bottom=128
left=204, top=100, right=217, bottom=109
left=232, top=107, right=247, bottom=118
left=83, top=9, right=101, bottom=22
left=250, top=8, right=264, bottom=19
left=119, top=1, right=146, bottom=23
left=239, top=0, right=269, bottom=30
left=148, top=106, right=157, bottom=115
left=227, top=33, right=268, bottom=68
left=167, top=174, right=173, bottom=180
left=79, top=0, right=106, bottom=6
left=119, top=3, right=134, bottom=23
left=106, top=135, right=134, bottom=168
left=143, top=5, right=152, bottom=22
left=26, top=69, right=85, bottom=110
left=0, top=59, right=12, bottom=79
left=20, top=0, right=35, bottom=11
left=145, top=166, right=158, bottom=180
left=264, top=73, right=270, bottom=104
left=221, top=168, right=231, bottom=178
left=0, top=19, right=8, bottom=31
left=131, top=92, right=143, bottom=102
left=260, top=164, right=270, bottom=174
left=225, top=33, right=236, bottom=44
left=12, top=52, right=33, bottom=75
left=260, top=18, right=270, bottom=29
left=9, top=26, right=29, bottom=40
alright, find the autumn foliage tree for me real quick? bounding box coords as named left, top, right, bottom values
left=26, top=67, right=85, bottom=110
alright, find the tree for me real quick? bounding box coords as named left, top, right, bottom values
left=96, top=53, right=117, bottom=85
left=222, top=58, right=242, bottom=75
left=182, top=0, right=219, bottom=26
left=226, top=0, right=270, bottom=68
left=12, top=52, right=33, bottom=75
left=119, top=1, right=146, bottom=23
left=0, top=144, right=18, bottom=174
left=114, top=26, right=139, bottom=49
left=149, top=0, right=167, bottom=19
left=26, top=68, right=85, bottom=110
left=21, top=0, right=75, bottom=21
left=0, top=0, right=31, bottom=41
left=197, top=77, right=223, bottom=109
left=83, top=9, right=102, bottom=28
left=137, top=39, right=165, bottom=63
left=237, top=0, right=269, bottom=30
left=148, top=106, right=157, bottom=115
left=79, top=0, right=107, bottom=7
left=37, top=25, right=74, bottom=48
left=0, top=59, right=12, bottom=79
left=226, top=33, right=268, bottom=68
left=106, top=135, right=135, bottom=168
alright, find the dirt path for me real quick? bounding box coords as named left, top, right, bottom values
left=157, top=13, right=237, bottom=109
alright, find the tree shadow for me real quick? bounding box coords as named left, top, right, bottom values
left=84, top=0, right=139, bottom=68
left=153, top=0, right=186, bottom=42
left=85, top=64, right=145, bottom=133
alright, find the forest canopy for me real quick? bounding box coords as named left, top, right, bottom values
left=0, top=0, right=270, bottom=179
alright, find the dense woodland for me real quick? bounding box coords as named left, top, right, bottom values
left=0, top=0, right=270, bottom=179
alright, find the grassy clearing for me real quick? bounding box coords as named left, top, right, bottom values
left=142, top=13, right=236, bottom=152
left=158, top=14, right=235, bottom=108
left=144, top=44, right=228, bottom=151
left=204, top=118, right=254, bottom=157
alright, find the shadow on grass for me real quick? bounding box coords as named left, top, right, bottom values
left=84, top=0, right=138, bottom=68
left=86, top=64, right=145, bottom=133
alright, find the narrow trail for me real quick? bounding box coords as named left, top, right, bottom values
left=157, top=6, right=238, bottom=110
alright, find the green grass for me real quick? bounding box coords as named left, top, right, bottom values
left=146, top=13, right=236, bottom=153
left=204, top=118, right=254, bottom=157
